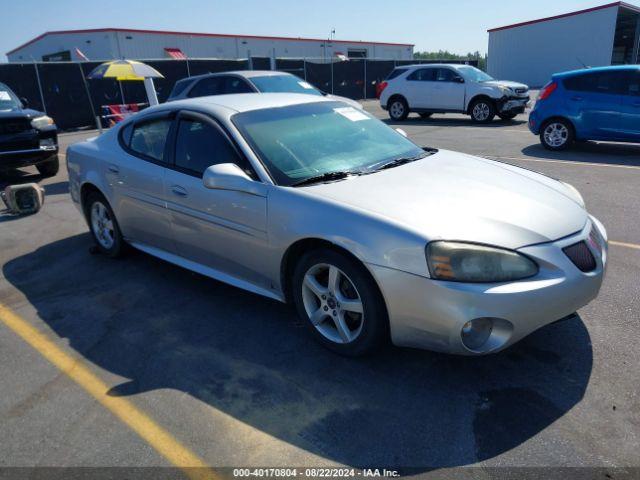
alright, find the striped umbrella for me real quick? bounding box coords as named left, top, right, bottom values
left=87, top=59, right=164, bottom=81
left=87, top=59, right=164, bottom=106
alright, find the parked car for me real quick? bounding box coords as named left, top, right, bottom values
left=379, top=64, right=530, bottom=123
left=67, top=93, right=606, bottom=357
left=529, top=65, right=640, bottom=150
left=0, top=82, right=59, bottom=177
left=167, top=70, right=363, bottom=110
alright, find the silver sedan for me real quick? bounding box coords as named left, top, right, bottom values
left=67, top=93, right=607, bottom=356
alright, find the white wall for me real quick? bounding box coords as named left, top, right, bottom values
left=7, top=31, right=413, bottom=62
left=488, top=6, right=619, bottom=87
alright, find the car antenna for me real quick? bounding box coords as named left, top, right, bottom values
left=576, top=57, right=590, bottom=69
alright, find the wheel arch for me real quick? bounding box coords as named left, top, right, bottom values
left=387, top=93, right=408, bottom=108
left=540, top=115, right=576, bottom=134
left=279, top=237, right=384, bottom=309
left=80, top=182, right=109, bottom=220
left=466, top=94, right=495, bottom=114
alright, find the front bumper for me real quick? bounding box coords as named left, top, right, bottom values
left=0, top=128, right=58, bottom=169
left=498, top=95, right=530, bottom=114
left=368, top=217, right=607, bottom=355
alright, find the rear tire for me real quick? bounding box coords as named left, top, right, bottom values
left=36, top=156, right=59, bottom=177
left=540, top=119, right=574, bottom=151
left=388, top=97, right=409, bottom=121
left=470, top=98, right=496, bottom=123
left=292, top=248, right=388, bottom=357
left=84, top=191, right=124, bottom=258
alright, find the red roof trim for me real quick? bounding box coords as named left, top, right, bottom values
left=7, top=27, right=414, bottom=55
left=487, top=1, right=637, bottom=33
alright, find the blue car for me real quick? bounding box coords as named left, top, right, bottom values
left=529, top=66, right=640, bottom=150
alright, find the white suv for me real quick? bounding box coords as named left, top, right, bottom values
left=379, top=64, right=530, bottom=123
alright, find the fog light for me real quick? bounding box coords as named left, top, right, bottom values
left=39, top=138, right=56, bottom=150
left=461, top=318, right=494, bottom=351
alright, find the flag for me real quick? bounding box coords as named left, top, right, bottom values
left=75, top=48, right=89, bottom=61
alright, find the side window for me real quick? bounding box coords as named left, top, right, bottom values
left=435, top=68, right=456, bottom=82
left=174, top=118, right=243, bottom=176
left=621, top=71, right=640, bottom=96
left=386, top=68, right=407, bottom=80
left=188, top=77, right=225, bottom=97
left=129, top=118, right=172, bottom=163
left=407, top=68, right=435, bottom=81
left=564, top=72, right=624, bottom=94
left=225, top=77, right=253, bottom=94
left=170, top=79, right=193, bottom=98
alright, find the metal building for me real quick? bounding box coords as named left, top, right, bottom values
left=488, top=1, right=640, bottom=87
left=6, top=28, right=414, bottom=63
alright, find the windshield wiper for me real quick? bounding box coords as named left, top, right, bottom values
left=371, top=151, right=432, bottom=172
left=291, top=170, right=359, bottom=187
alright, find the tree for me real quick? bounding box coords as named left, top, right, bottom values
left=413, top=50, right=487, bottom=71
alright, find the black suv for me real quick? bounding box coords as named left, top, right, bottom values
left=0, top=82, right=59, bottom=177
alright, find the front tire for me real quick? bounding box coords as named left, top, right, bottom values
left=540, top=119, right=574, bottom=151
left=292, top=248, right=388, bottom=356
left=36, top=156, right=59, bottom=177
left=388, top=97, right=409, bottom=121
left=470, top=98, right=496, bottom=123
left=84, top=192, right=124, bottom=257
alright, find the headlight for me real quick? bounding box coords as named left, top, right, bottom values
left=426, top=241, right=538, bottom=283
left=499, top=86, right=513, bottom=95
left=561, top=181, right=585, bottom=208
left=31, top=115, right=54, bottom=130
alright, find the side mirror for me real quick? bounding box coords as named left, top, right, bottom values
left=20, top=97, right=29, bottom=108
left=454, top=76, right=465, bottom=84
left=202, top=163, right=266, bottom=196
left=395, top=128, right=408, bottom=138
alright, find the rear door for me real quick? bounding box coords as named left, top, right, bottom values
left=429, top=68, right=466, bottom=110
left=618, top=70, right=640, bottom=139
left=563, top=71, right=623, bottom=138
left=403, top=67, right=435, bottom=109
left=111, top=114, right=175, bottom=253
left=163, top=110, right=270, bottom=289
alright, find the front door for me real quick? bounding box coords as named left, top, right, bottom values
left=164, top=111, right=270, bottom=289
left=618, top=70, right=640, bottom=140
left=428, top=68, right=466, bottom=110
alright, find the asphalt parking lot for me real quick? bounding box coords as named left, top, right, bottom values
left=0, top=100, right=639, bottom=477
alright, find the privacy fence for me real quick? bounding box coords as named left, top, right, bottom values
left=0, top=57, right=478, bottom=131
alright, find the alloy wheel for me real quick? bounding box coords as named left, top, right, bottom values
left=301, top=263, right=364, bottom=344
left=390, top=101, right=405, bottom=119
left=543, top=122, right=569, bottom=148
left=90, top=201, right=115, bottom=250
left=473, top=102, right=491, bottom=121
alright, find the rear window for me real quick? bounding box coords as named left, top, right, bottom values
left=386, top=68, right=407, bottom=80
left=250, top=74, right=322, bottom=95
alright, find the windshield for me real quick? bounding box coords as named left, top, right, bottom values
left=233, top=101, right=426, bottom=186
left=250, top=75, right=323, bottom=96
left=0, top=83, right=22, bottom=110
left=457, top=66, right=494, bottom=83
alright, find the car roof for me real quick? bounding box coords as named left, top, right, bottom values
left=553, top=65, right=640, bottom=78
left=396, top=63, right=473, bottom=70
left=178, top=70, right=291, bottom=83
left=143, top=92, right=335, bottom=119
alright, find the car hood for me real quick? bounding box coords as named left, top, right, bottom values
left=482, top=80, right=529, bottom=91
left=0, top=108, right=44, bottom=119
left=325, top=94, right=364, bottom=110
left=304, top=150, right=587, bottom=249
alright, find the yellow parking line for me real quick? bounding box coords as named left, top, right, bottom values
left=610, top=240, right=640, bottom=250
left=0, top=303, right=216, bottom=480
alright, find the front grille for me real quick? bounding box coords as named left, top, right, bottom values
left=0, top=118, right=31, bottom=135
left=563, top=241, right=596, bottom=272
left=515, top=87, right=528, bottom=94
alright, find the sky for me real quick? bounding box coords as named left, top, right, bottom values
left=1, top=0, right=635, bottom=61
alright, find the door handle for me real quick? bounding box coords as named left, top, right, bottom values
left=107, top=165, right=120, bottom=174
left=633, top=102, right=640, bottom=108
left=571, top=96, right=583, bottom=101
left=171, top=185, right=188, bottom=197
